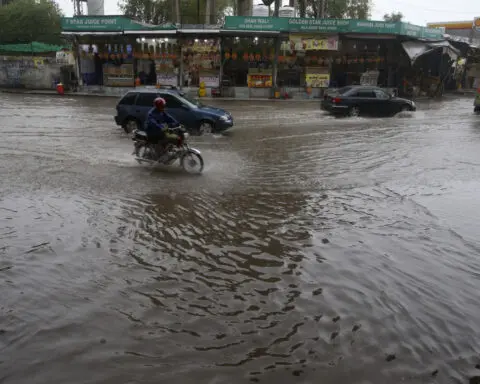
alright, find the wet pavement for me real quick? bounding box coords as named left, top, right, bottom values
left=1, top=94, right=480, bottom=384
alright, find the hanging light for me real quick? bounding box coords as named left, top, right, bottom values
left=141, top=37, right=146, bottom=42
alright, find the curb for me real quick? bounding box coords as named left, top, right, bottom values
left=0, top=89, right=321, bottom=102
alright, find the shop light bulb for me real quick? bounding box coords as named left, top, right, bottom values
left=254, top=37, right=259, bottom=41
left=141, top=37, right=146, bottom=42
left=165, top=38, right=169, bottom=42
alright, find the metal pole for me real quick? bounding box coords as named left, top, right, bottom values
left=179, top=43, right=184, bottom=90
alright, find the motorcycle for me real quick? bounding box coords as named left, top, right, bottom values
left=132, top=126, right=204, bottom=174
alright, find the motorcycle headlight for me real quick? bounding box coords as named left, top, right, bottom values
left=184, top=132, right=189, bottom=139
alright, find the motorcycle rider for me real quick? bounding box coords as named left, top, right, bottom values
left=145, top=97, right=180, bottom=158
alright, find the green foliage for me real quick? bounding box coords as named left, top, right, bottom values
left=383, top=11, right=403, bottom=22
left=0, top=0, right=63, bottom=44
left=119, top=0, right=234, bottom=25
left=298, top=0, right=371, bottom=19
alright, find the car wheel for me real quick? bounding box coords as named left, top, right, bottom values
left=348, top=106, right=360, bottom=117
left=123, top=118, right=139, bottom=134
left=475, top=106, right=480, bottom=114
left=198, top=121, right=214, bottom=135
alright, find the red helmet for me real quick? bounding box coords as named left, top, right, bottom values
left=154, top=97, right=166, bottom=109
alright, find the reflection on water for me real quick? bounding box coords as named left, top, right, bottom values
left=1, top=94, right=480, bottom=384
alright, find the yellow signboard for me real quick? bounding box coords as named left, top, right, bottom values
left=474, top=17, right=480, bottom=32
left=288, top=34, right=339, bottom=51
left=247, top=74, right=272, bottom=88
left=305, top=73, right=330, bottom=88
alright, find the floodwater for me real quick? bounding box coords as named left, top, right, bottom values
left=1, top=94, right=480, bottom=384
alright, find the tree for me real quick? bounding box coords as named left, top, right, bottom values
left=383, top=11, right=403, bottom=22
left=0, top=0, right=63, bottom=44
left=297, top=0, right=371, bottom=19
left=119, top=0, right=233, bottom=25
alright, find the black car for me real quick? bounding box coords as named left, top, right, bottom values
left=321, top=85, right=416, bottom=117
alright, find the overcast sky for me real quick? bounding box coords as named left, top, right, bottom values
left=56, top=0, right=480, bottom=27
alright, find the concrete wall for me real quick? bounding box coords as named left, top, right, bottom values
left=0, top=56, right=62, bottom=89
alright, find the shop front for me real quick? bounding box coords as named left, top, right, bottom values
left=61, top=15, right=445, bottom=98
left=221, top=16, right=444, bottom=98
left=221, top=34, right=276, bottom=98
left=180, top=35, right=221, bottom=90
left=62, top=16, right=178, bottom=95
left=278, top=33, right=339, bottom=97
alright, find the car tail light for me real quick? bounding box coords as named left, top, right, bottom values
left=333, top=97, right=342, bottom=103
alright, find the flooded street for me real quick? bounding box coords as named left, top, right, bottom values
left=2, top=93, right=480, bottom=384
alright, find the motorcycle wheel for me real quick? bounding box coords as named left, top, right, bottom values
left=181, top=151, right=204, bottom=174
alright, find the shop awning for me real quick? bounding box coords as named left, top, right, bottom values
left=62, top=31, right=123, bottom=36
left=402, top=40, right=460, bottom=63
left=61, top=16, right=177, bottom=35
left=220, top=30, right=280, bottom=36
left=0, top=41, right=71, bottom=53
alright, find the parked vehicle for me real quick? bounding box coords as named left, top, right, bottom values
left=474, top=86, right=480, bottom=113
left=157, top=85, right=186, bottom=97
left=115, top=90, right=234, bottom=135
left=321, top=85, right=416, bottom=117
left=132, top=126, right=204, bottom=174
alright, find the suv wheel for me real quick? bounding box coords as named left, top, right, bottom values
left=123, top=119, right=139, bottom=134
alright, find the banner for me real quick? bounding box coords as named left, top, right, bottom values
left=247, top=74, right=272, bottom=88
left=305, top=73, right=330, bottom=88
left=223, top=17, right=444, bottom=40
left=200, top=75, right=220, bottom=87
left=475, top=17, right=480, bottom=32
left=156, top=74, right=177, bottom=86
left=288, top=34, right=338, bottom=51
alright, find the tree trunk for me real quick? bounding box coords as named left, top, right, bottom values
left=205, top=0, right=211, bottom=24
left=175, top=0, right=180, bottom=24
left=273, top=0, right=280, bottom=16
left=298, top=0, right=306, bottom=17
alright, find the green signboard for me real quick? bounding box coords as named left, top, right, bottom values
left=223, top=16, right=443, bottom=40
left=61, top=16, right=176, bottom=32
left=400, top=23, right=443, bottom=39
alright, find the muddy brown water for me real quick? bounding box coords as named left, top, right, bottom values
left=1, top=94, right=480, bottom=383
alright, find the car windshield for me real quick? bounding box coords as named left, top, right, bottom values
left=180, top=94, right=203, bottom=108
left=337, top=86, right=354, bottom=95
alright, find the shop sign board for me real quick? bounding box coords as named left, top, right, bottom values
left=200, top=75, right=220, bottom=87
left=399, top=23, right=443, bottom=39
left=288, top=34, right=339, bottom=50
left=474, top=17, right=480, bottom=32
left=62, top=16, right=176, bottom=32
left=223, top=16, right=444, bottom=39
left=305, top=73, right=330, bottom=88
left=157, top=74, right=178, bottom=86
left=247, top=74, right=273, bottom=88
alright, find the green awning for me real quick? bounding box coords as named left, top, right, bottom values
left=0, top=42, right=70, bottom=53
